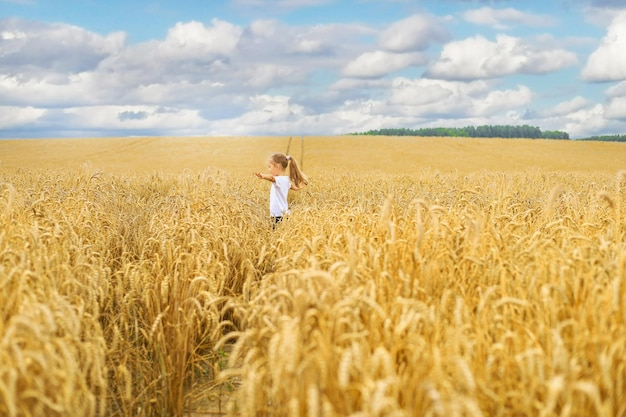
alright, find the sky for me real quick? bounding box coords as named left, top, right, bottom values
left=1, top=0, right=626, bottom=139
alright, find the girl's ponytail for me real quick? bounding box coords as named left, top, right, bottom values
left=287, top=155, right=309, bottom=189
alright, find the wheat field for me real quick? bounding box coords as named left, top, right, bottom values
left=0, top=136, right=625, bottom=417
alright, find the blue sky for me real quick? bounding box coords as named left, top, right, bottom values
left=1, top=0, right=625, bottom=139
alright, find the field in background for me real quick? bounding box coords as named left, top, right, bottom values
left=1, top=135, right=625, bottom=175
left=1, top=136, right=625, bottom=417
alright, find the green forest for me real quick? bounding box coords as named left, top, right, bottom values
left=351, top=125, right=626, bottom=142
left=580, top=134, right=626, bottom=142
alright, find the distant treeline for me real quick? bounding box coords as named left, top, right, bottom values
left=352, top=125, right=570, bottom=139
left=580, top=134, right=626, bottom=142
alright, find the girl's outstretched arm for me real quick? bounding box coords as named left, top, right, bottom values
left=254, top=172, right=275, bottom=182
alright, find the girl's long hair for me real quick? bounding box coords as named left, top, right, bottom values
left=270, top=153, right=309, bottom=189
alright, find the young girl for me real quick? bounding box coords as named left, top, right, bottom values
left=254, top=152, right=308, bottom=225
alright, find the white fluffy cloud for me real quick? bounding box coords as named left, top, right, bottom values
left=385, top=77, right=532, bottom=118
left=463, top=7, right=557, bottom=29
left=379, top=14, right=450, bottom=52
left=561, top=104, right=608, bottom=138
left=540, top=96, right=590, bottom=117
left=343, top=51, right=427, bottom=78
left=0, top=105, right=45, bottom=129
left=341, top=13, right=447, bottom=79
left=162, top=20, right=242, bottom=58
left=605, top=96, right=626, bottom=120
left=606, top=81, right=626, bottom=98
left=0, top=18, right=124, bottom=76
left=581, top=12, right=626, bottom=81
left=425, top=34, right=578, bottom=80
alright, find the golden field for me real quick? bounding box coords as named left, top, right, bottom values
left=1, top=135, right=625, bottom=175
left=0, top=136, right=625, bottom=417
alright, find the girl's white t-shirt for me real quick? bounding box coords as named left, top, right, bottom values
left=270, top=176, right=290, bottom=217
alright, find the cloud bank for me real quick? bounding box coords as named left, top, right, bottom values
left=1, top=3, right=626, bottom=139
